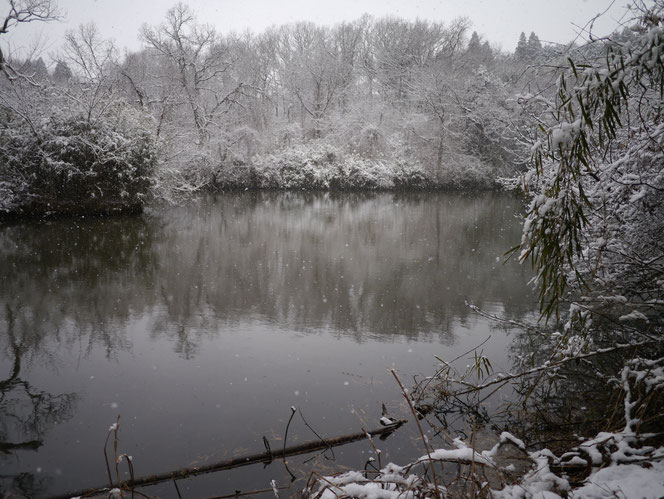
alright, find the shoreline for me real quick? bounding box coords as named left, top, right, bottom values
left=0, top=183, right=514, bottom=221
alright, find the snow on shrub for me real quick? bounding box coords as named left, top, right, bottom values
left=0, top=100, right=157, bottom=215
left=433, top=153, right=496, bottom=190
left=214, top=142, right=439, bottom=191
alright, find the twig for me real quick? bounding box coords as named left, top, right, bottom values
left=103, top=429, right=113, bottom=490
left=299, top=409, right=335, bottom=460
left=283, top=407, right=297, bottom=481
left=412, top=335, right=493, bottom=405
left=466, top=302, right=540, bottom=332
left=263, top=436, right=273, bottom=462
left=173, top=479, right=183, bottom=499
left=390, top=369, right=442, bottom=498
left=114, top=415, right=121, bottom=485
left=103, top=415, right=121, bottom=490
left=204, top=485, right=290, bottom=499
left=361, top=428, right=382, bottom=470
left=469, top=422, right=477, bottom=498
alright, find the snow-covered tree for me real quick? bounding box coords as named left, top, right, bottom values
left=0, top=86, right=158, bottom=215
left=468, top=30, right=481, bottom=52
left=52, top=59, right=72, bottom=84
left=140, top=3, right=242, bottom=143
left=1, top=7, right=158, bottom=216
left=515, top=31, right=529, bottom=60
left=527, top=31, right=542, bottom=54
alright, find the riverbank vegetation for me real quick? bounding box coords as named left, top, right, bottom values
left=0, top=89, right=157, bottom=216
left=1, top=0, right=551, bottom=215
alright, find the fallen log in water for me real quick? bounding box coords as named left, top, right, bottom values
left=53, top=419, right=407, bottom=498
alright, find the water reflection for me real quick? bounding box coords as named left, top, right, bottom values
left=0, top=191, right=534, bottom=496
left=147, top=192, right=532, bottom=348
left=1, top=193, right=530, bottom=353
left=0, top=304, right=77, bottom=496
left=0, top=215, right=158, bottom=359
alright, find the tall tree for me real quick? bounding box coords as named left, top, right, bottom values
left=62, top=22, right=119, bottom=123
left=140, top=3, right=239, bottom=142
left=278, top=22, right=343, bottom=138
left=527, top=31, right=542, bottom=56
left=52, top=59, right=72, bottom=84
left=515, top=31, right=529, bottom=60
left=467, top=31, right=481, bottom=52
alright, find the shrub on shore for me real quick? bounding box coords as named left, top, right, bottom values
left=0, top=100, right=158, bottom=217
left=210, top=142, right=495, bottom=192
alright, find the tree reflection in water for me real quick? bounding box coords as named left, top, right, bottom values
left=0, top=305, right=77, bottom=496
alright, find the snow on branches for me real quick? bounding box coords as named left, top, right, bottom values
left=517, top=2, right=664, bottom=325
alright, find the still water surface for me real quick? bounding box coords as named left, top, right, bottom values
left=0, top=191, right=535, bottom=497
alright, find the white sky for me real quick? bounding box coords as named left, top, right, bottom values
left=2, top=0, right=637, bottom=63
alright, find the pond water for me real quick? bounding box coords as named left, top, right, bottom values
left=0, top=191, right=536, bottom=497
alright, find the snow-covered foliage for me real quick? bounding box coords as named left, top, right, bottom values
left=212, top=142, right=443, bottom=191
left=495, top=355, right=664, bottom=498
left=517, top=2, right=664, bottom=322
left=0, top=86, right=157, bottom=215
left=117, top=10, right=529, bottom=197
left=1, top=12, right=158, bottom=217
left=2, top=6, right=540, bottom=209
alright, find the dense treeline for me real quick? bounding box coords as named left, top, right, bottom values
left=1, top=1, right=558, bottom=215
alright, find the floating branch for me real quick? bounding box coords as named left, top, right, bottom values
left=52, top=420, right=407, bottom=499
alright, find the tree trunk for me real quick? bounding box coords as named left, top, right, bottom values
left=437, top=134, right=444, bottom=172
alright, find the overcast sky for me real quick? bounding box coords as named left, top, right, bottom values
left=2, top=0, right=636, bottom=63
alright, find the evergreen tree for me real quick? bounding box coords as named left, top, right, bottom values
left=527, top=31, right=542, bottom=56
left=31, top=57, right=49, bottom=81
left=515, top=31, right=528, bottom=60
left=468, top=31, right=481, bottom=52
left=53, top=60, right=73, bottom=84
